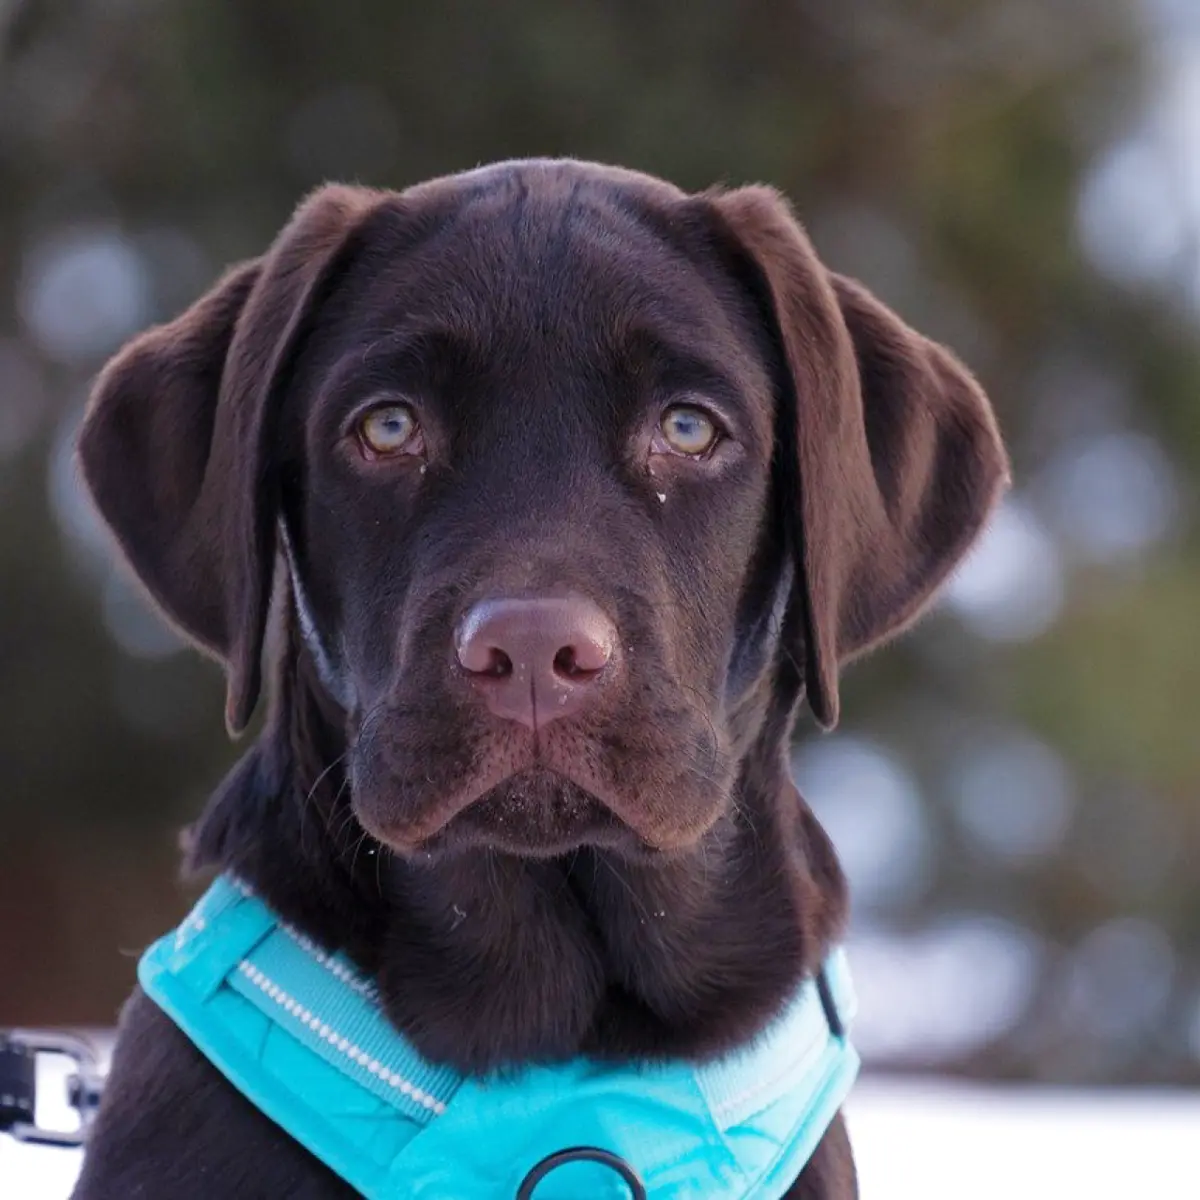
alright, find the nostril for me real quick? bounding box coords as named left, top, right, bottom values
left=554, top=645, right=588, bottom=679
left=456, top=625, right=515, bottom=678
left=480, top=646, right=513, bottom=678
left=554, top=646, right=577, bottom=678
left=554, top=637, right=611, bottom=680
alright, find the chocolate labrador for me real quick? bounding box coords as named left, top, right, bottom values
left=70, top=159, right=1007, bottom=1197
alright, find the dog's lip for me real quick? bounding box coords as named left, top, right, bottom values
left=356, top=766, right=672, bottom=860
left=419, top=816, right=649, bottom=862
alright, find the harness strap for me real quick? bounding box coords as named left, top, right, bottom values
left=140, top=875, right=859, bottom=1198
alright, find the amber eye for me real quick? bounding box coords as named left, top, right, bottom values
left=659, top=404, right=719, bottom=456
left=358, top=402, right=420, bottom=457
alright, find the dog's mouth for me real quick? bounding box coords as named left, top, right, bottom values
left=349, top=693, right=732, bottom=862
left=417, top=767, right=651, bottom=859
left=363, top=767, right=664, bottom=860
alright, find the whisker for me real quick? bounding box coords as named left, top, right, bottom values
left=348, top=827, right=371, bottom=877
left=674, top=683, right=723, bottom=782
left=374, top=839, right=386, bottom=897
left=300, top=750, right=348, bottom=848
left=598, top=855, right=653, bottom=926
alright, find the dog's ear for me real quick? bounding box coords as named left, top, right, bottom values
left=79, top=185, right=383, bottom=734
left=706, top=186, right=1010, bottom=728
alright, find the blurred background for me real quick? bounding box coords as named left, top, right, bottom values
left=1, top=0, right=1198, bottom=1094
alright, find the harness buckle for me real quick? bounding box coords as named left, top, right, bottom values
left=0, top=1030, right=103, bottom=1148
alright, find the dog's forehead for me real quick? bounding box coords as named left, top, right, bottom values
left=335, top=163, right=764, bottom=368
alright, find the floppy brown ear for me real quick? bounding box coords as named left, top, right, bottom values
left=707, top=186, right=1010, bottom=729
left=78, top=185, right=384, bottom=734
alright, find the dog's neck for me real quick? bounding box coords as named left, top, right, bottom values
left=189, top=639, right=847, bottom=1074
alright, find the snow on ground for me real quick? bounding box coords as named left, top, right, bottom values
left=847, top=1078, right=1198, bottom=1198
left=2, top=1046, right=1197, bottom=1198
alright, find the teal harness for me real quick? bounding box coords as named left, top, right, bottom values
left=139, top=875, right=859, bottom=1198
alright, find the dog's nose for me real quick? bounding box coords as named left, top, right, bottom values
left=455, top=596, right=616, bottom=729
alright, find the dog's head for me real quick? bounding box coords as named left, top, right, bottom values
left=79, top=160, right=1007, bottom=863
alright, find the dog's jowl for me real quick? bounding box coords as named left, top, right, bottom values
left=72, top=160, right=1008, bottom=1199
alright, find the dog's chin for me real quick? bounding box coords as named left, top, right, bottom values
left=359, top=768, right=676, bottom=863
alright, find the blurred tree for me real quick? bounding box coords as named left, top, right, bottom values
left=2, top=0, right=1197, bottom=1084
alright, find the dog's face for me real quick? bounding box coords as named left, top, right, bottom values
left=289, top=176, right=780, bottom=858
left=78, top=160, right=1008, bottom=864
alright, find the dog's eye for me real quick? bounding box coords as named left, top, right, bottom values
left=358, top=402, right=421, bottom=457
left=658, top=404, right=719, bottom=457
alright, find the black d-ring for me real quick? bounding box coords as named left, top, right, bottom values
left=516, top=1145, right=647, bottom=1200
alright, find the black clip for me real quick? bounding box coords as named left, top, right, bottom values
left=517, top=1146, right=646, bottom=1199
left=0, top=1030, right=103, bottom=1148
left=815, top=964, right=845, bottom=1040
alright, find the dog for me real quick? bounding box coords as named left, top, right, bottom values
left=69, top=159, right=1007, bottom=1198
